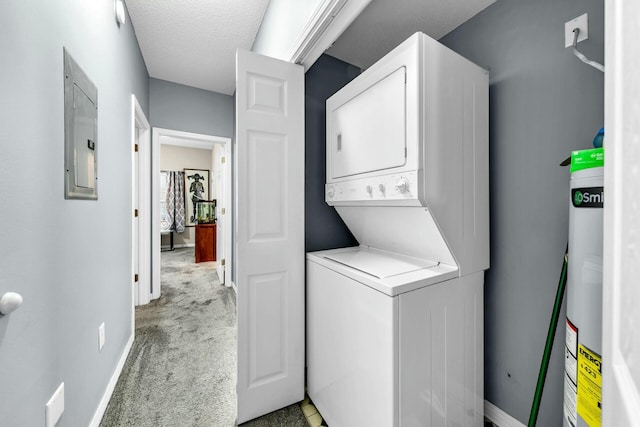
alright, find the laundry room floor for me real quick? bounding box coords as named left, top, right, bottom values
left=100, top=247, right=308, bottom=426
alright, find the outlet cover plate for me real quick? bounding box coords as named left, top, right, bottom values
left=45, top=382, right=65, bottom=427
left=565, top=13, right=589, bottom=48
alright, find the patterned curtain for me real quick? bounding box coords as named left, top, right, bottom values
left=166, top=171, right=186, bottom=233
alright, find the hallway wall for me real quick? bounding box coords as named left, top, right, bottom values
left=149, top=78, right=234, bottom=138
left=0, top=1, right=149, bottom=426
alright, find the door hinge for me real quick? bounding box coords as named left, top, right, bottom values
left=134, top=209, right=139, bottom=217
left=221, top=156, right=226, bottom=164
left=134, top=144, right=139, bottom=152
left=134, top=274, right=139, bottom=282
left=221, top=207, right=226, bottom=215
left=221, top=259, right=225, bottom=266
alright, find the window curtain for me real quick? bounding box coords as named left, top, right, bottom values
left=167, top=171, right=186, bottom=233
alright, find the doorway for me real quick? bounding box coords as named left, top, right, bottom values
left=131, top=95, right=151, bottom=308
left=151, top=127, right=233, bottom=301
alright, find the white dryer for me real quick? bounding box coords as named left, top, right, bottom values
left=306, top=32, right=489, bottom=426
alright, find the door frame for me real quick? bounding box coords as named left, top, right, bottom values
left=602, top=0, right=640, bottom=424
left=131, top=95, right=151, bottom=309
left=151, top=127, right=233, bottom=300
left=211, top=143, right=231, bottom=286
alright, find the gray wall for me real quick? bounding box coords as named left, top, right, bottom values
left=440, top=0, right=604, bottom=424
left=305, top=54, right=360, bottom=252
left=149, top=78, right=234, bottom=137
left=0, top=1, right=149, bottom=426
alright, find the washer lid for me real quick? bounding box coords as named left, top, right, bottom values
left=324, top=249, right=438, bottom=279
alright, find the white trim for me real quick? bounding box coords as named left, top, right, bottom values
left=158, top=134, right=226, bottom=150
left=152, top=127, right=233, bottom=302
left=287, top=0, right=372, bottom=70
left=88, top=333, right=134, bottom=427
left=287, top=0, right=348, bottom=63
left=154, top=127, right=231, bottom=147
left=132, top=98, right=138, bottom=308
left=484, top=400, right=526, bottom=427
left=132, top=95, right=151, bottom=307
left=603, top=0, right=640, bottom=424
left=222, top=139, right=232, bottom=287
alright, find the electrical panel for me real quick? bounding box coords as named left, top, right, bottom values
left=64, top=48, right=98, bottom=200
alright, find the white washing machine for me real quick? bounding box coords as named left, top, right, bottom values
left=306, top=32, right=489, bottom=426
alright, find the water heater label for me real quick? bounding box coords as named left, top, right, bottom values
left=577, top=343, right=602, bottom=427
left=564, top=319, right=578, bottom=427
left=572, top=187, right=604, bottom=208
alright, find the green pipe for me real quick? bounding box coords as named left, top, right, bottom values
left=527, top=245, right=569, bottom=427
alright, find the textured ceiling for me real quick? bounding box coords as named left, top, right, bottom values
left=125, top=0, right=269, bottom=95
left=125, top=0, right=496, bottom=96
left=326, top=0, right=496, bottom=70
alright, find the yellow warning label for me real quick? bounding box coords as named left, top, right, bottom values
left=577, top=344, right=602, bottom=427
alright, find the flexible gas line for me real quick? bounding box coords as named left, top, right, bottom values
left=572, top=28, right=605, bottom=73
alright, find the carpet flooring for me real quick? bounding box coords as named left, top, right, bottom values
left=100, top=247, right=307, bottom=427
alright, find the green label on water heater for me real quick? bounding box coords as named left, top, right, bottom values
left=570, top=148, right=604, bottom=173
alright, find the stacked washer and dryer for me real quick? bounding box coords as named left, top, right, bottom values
left=306, top=33, right=490, bottom=426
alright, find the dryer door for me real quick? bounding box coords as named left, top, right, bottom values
left=328, top=67, right=407, bottom=179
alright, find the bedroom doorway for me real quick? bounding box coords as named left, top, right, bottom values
left=150, top=128, right=233, bottom=302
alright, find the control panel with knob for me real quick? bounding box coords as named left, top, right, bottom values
left=325, top=171, right=418, bottom=204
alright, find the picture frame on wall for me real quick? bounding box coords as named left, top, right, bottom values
left=184, top=168, right=209, bottom=227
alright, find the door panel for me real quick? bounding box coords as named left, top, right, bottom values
left=603, top=0, right=640, bottom=424
left=236, top=49, right=305, bottom=423
left=247, top=131, right=286, bottom=240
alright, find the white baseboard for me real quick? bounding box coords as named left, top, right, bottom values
left=89, top=333, right=134, bottom=427
left=484, top=400, right=526, bottom=427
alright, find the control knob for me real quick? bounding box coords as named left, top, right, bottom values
left=395, top=177, right=410, bottom=193
left=327, top=185, right=335, bottom=198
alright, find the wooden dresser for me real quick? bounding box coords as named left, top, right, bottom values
left=195, top=223, right=216, bottom=263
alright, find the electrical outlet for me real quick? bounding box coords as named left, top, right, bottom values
left=565, top=13, right=589, bottom=48
left=98, top=322, right=105, bottom=351
left=45, top=382, right=64, bottom=427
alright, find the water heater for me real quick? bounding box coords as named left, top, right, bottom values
left=563, top=147, right=604, bottom=427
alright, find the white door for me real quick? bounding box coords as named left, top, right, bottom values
left=215, top=145, right=226, bottom=285
left=602, top=0, right=640, bottom=424
left=132, top=95, right=151, bottom=307
left=236, top=48, right=305, bottom=423
left=133, top=127, right=140, bottom=305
